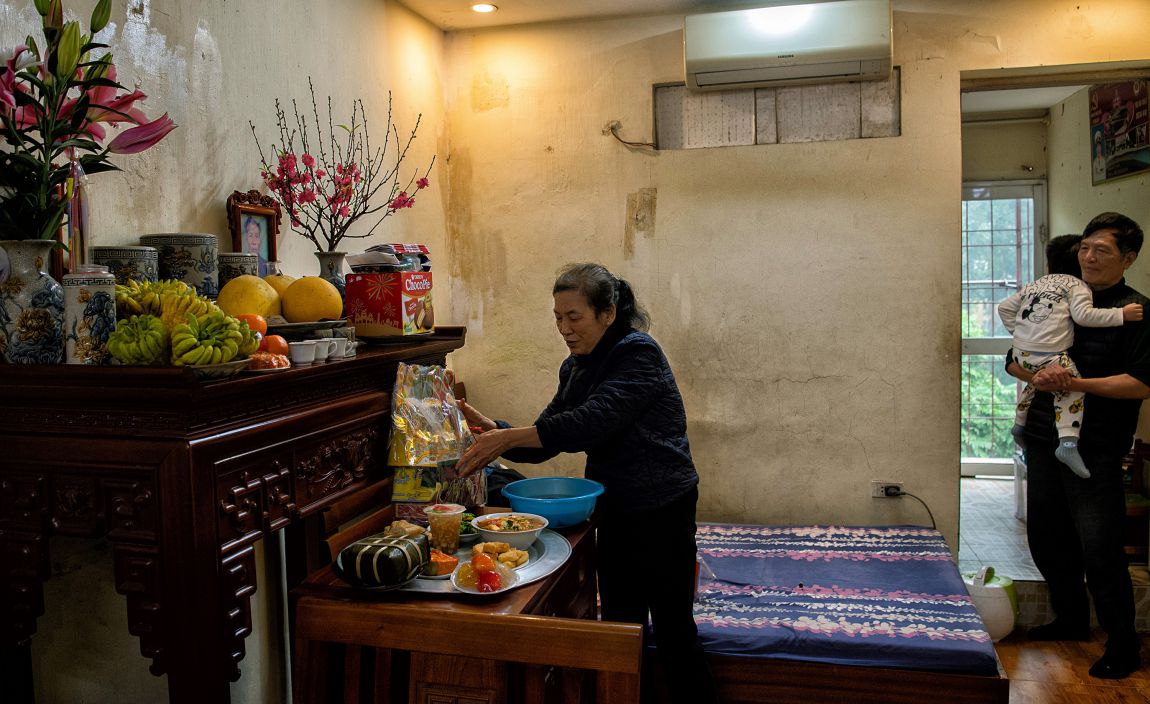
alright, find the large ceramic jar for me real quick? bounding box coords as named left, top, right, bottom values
left=91, top=245, right=159, bottom=285
left=62, top=264, right=117, bottom=365
left=0, top=239, right=65, bottom=364
left=218, top=252, right=259, bottom=290
left=140, top=233, right=219, bottom=297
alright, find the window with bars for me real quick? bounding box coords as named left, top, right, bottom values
left=960, top=182, right=1045, bottom=467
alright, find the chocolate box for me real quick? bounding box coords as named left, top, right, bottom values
left=345, top=269, right=434, bottom=337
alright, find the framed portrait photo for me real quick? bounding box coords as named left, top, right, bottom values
left=226, top=190, right=282, bottom=277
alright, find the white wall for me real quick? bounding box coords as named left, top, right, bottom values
left=962, top=121, right=1047, bottom=182
left=441, top=0, right=1150, bottom=550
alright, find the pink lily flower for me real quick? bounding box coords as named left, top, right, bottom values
left=107, top=113, right=176, bottom=154
left=0, top=45, right=34, bottom=113
left=88, top=89, right=148, bottom=125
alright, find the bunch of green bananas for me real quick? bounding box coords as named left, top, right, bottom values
left=107, top=315, right=168, bottom=365
left=236, top=320, right=261, bottom=357
left=115, top=279, right=190, bottom=318
left=159, top=289, right=220, bottom=331
left=171, top=311, right=244, bottom=366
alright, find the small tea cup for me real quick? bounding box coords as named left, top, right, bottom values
left=313, top=338, right=332, bottom=362
left=328, top=337, right=347, bottom=358
left=289, top=340, right=317, bottom=366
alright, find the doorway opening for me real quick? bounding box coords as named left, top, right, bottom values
left=957, top=60, right=1150, bottom=589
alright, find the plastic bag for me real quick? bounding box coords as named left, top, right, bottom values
left=388, top=363, right=486, bottom=509
left=389, top=363, right=471, bottom=466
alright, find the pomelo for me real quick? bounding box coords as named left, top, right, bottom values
left=216, top=275, right=281, bottom=318
left=282, top=276, right=343, bottom=322
left=263, top=273, right=297, bottom=298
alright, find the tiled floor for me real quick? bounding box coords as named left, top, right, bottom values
left=960, top=476, right=1150, bottom=631
left=959, top=476, right=1042, bottom=581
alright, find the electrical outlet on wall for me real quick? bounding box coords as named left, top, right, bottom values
left=871, top=480, right=903, bottom=498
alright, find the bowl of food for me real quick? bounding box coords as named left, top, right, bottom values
left=470, top=512, right=548, bottom=550
left=500, top=477, right=604, bottom=528
left=459, top=512, right=480, bottom=545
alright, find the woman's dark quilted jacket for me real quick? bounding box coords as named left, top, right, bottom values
left=500, top=325, right=699, bottom=513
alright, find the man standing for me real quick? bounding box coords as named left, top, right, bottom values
left=1010, top=212, right=1149, bottom=679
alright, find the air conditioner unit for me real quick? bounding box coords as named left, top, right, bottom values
left=684, top=0, right=892, bottom=91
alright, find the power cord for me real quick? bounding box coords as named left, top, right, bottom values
left=604, top=120, right=656, bottom=149
left=893, top=490, right=936, bottom=530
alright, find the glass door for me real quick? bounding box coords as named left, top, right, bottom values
left=961, top=180, right=1046, bottom=476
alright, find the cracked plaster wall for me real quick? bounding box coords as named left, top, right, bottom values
left=442, top=0, right=1150, bottom=549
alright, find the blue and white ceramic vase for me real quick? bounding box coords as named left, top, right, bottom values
left=218, top=252, right=259, bottom=290
left=0, top=239, right=65, bottom=364
left=315, top=251, right=347, bottom=315
left=62, top=264, right=117, bottom=365
left=140, top=233, right=219, bottom=297
left=90, top=245, right=159, bottom=285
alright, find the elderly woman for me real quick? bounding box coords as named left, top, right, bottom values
left=456, top=262, right=715, bottom=704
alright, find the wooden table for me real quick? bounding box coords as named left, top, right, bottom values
left=0, top=328, right=465, bottom=704
left=292, top=515, right=644, bottom=704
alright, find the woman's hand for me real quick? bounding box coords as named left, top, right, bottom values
left=455, top=425, right=543, bottom=477
left=456, top=429, right=507, bottom=477
left=458, top=400, right=497, bottom=434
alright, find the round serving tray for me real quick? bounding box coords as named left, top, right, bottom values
left=265, top=319, right=345, bottom=335
left=402, top=528, right=571, bottom=594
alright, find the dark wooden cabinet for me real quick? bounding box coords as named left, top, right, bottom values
left=0, top=328, right=465, bottom=704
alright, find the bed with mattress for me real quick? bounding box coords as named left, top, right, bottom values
left=682, top=523, right=1009, bottom=704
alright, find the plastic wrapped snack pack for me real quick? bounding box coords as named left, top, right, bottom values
left=389, top=363, right=486, bottom=511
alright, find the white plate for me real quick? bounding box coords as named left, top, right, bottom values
left=243, top=366, right=291, bottom=374
left=450, top=562, right=519, bottom=595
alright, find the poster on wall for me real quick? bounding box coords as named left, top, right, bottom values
left=1089, top=79, right=1149, bottom=185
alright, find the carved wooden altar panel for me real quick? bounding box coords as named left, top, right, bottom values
left=0, top=327, right=466, bottom=704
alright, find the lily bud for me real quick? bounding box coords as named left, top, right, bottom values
left=90, top=0, right=112, bottom=34
left=107, top=113, right=176, bottom=154
left=45, top=0, right=63, bottom=28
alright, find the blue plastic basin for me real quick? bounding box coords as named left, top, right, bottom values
left=501, top=477, right=605, bottom=528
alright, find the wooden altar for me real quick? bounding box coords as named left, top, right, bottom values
left=0, top=328, right=465, bottom=704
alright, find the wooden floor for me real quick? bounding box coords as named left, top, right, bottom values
left=996, top=628, right=1150, bottom=703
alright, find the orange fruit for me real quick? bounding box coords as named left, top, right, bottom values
left=236, top=314, right=267, bottom=336
left=259, top=334, right=289, bottom=356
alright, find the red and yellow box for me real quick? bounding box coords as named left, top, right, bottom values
left=346, top=270, right=433, bottom=337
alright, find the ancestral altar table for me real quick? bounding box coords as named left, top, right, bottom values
left=0, top=327, right=465, bottom=704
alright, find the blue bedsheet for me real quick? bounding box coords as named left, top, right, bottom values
left=693, top=524, right=1001, bottom=676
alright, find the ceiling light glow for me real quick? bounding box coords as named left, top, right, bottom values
left=747, top=5, right=815, bottom=35
left=472, top=3, right=498, bottom=12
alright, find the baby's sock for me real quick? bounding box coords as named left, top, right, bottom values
left=1011, top=424, right=1026, bottom=448
left=1055, top=438, right=1091, bottom=479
